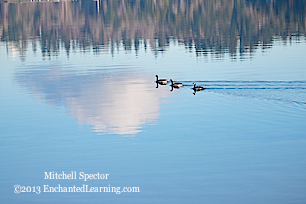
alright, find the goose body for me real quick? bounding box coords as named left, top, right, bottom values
left=170, top=79, right=183, bottom=88
left=156, top=75, right=168, bottom=85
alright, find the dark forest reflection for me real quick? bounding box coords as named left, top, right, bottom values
left=1, top=0, right=305, bottom=59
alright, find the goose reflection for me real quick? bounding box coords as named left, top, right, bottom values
left=15, top=67, right=169, bottom=135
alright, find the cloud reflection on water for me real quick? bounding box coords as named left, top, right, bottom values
left=15, top=65, right=169, bottom=135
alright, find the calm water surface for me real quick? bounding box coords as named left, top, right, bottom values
left=1, top=0, right=306, bottom=203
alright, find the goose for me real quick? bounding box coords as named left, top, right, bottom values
left=170, top=79, right=183, bottom=88
left=193, top=82, right=205, bottom=91
left=156, top=75, right=168, bottom=85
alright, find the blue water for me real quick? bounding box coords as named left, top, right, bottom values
left=1, top=24, right=306, bottom=204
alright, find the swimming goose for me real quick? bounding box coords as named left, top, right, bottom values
left=156, top=75, right=168, bottom=85
left=193, top=82, right=205, bottom=91
left=170, top=79, right=183, bottom=88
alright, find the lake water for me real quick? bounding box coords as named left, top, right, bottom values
left=0, top=0, right=306, bottom=203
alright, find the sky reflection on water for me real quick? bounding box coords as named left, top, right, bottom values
left=15, top=65, right=171, bottom=135
left=0, top=0, right=306, bottom=204
left=4, top=37, right=306, bottom=136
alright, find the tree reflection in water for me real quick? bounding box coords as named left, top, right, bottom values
left=1, top=0, right=305, bottom=59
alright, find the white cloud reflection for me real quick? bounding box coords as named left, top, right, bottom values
left=16, top=66, right=170, bottom=135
